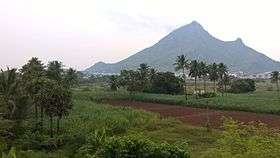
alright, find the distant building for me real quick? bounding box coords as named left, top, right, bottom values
left=231, top=71, right=272, bottom=79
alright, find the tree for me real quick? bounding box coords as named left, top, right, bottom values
left=35, top=79, right=72, bottom=137
left=199, top=61, right=208, bottom=92
left=138, top=63, right=150, bottom=91
left=218, top=63, right=228, bottom=96
left=271, top=71, right=279, bottom=92
left=174, top=55, right=191, bottom=100
left=189, top=60, right=200, bottom=96
left=119, top=70, right=142, bottom=92
left=64, top=68, right=78, bottom=87
left=271, top=71, right=280, bottom=100
left=148, top=72, right=183, bottom=94
left=46, top=61, right=63, bottom=82
left=230, top=79, right=256, bottom=93
left=53, top=85, right=72, bottom=134
left=208, top=63, right=219, bottom=92
left=109, top=75, right=119, bottom=91
left=0, top=68, right=30, bottom=138
left=20, top=57, right=45, bottom=129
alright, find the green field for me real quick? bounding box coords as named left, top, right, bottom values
left=15, top=89, right=218, bottom=157
left=3, top=83, right=280, bottom=157
left=64, top=98, right=219, bottom=157
left=74, top=82, right=280, bottom=115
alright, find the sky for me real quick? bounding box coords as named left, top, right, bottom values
left=1, top=0, right=280, bottom=70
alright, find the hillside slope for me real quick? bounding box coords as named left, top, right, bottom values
left=85, top=21, right=280, bottom=74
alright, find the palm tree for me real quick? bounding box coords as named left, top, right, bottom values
left=47, top=61, right=63, bottom=82
left=138, top=63, right=150, bottom=91
left=218, top=63, right=228, bottom=96
left=209, top=63, right=219, bottom=93
left=199, top=62, right=208, bottom=93
left=0, top=68, right=30, bottom=134
left=271, top=71, right=280, bottom=100
left=64, top=68, right=78, bottom=87
left=271, top=71, right=279, bottom=91
left=109, top=75, right=119, bottom=91
left=0, top=68, right=19, bottom=119
left=189, top=60, right=200, bottom=96
left=174, top=55, right=190, bottom=100
left=54, top=85, right=72, bottom=134
left=20, top=57, right=45, bottom=129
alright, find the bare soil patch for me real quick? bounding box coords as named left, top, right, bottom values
left=106, top=100, right=280, bottom=129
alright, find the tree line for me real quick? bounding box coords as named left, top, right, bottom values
left=109, top=55, right=231, bottom=98
left=108, top=55, right=280, bottom=98
left=0, top=57, right=78, bottom=141
left=110, top=63, right=183, bottom=94
left=174, top=55, right=230, bottom=99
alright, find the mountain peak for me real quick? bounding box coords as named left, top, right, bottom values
left=85, top=22, right=280, bottom=74
left=184, top=21, right=204, bottom=30
left=190, top=20, right=202, bottom=26
left=235, top=38, right=244, bottom=45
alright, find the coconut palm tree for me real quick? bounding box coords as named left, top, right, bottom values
left=271, top=71, right=279, bottom=91
left=64, top=68, right=78, bottom=87
left=199, top=61, right=208, bottom=93
left=218, top=63, right=228, bottom=96
left=47, top=61, right=63, bottom=82
left=209, top=63, right=219, bottom=93
left=271, top=71, right=280, bottom=100
left=0, top=68, right=19, bottom=119
left=189, top=60, right=200, bottom=96
left=109, top=75, right=119, bottom=91
left=20, top=57, right=45, bottom=129
left=174, top=55, right=191, bottom=100
left=0, top=68, right=30, bottom=135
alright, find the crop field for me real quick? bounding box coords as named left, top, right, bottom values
left=74, top=81, right=280, bottom=115
left=64, top=91, right=219, bottom=157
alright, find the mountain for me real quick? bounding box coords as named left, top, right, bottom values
left=85, top=21, right=280, bottom=74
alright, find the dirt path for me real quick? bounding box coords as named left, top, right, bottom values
left=106, top=100, right=280, bottom=129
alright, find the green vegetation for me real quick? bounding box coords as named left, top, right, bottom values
left=1, top=58, right=194, bottom=158
left=201, top=118, right=280, bottom=158
left=116, top=64, right=183, bottom=94
left=76, top=83, right=280, bottom=114
left=229, top=79, right=256, bottom=93
left=1, top=57, right=280, bottom=157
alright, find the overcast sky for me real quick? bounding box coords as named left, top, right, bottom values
left=1, top=0, right=280, bottom=70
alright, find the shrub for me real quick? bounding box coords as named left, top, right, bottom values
left=146, top=72, right=183, bottom=95
left=201, top=118, right=280, bottom=158
left=97, top=135, right=189, bottom=158
left=229, top=79, right=256, bottom=93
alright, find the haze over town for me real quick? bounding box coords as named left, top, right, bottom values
left=1, top=0, right=280, bottom=70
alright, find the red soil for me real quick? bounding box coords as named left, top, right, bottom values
left=106, top=100, right=280, bottom=129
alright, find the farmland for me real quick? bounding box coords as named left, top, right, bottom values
left=74, top=81, right=280, bottom=115
left=1, top=58, right=280, bottom=158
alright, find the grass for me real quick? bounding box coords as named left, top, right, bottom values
left=63, top=92, right=219, bottom=157
left=14, top=82, right=278, bottom=157
left=16, top=89, right=218, bottom=157
left=73, top=82, right=280, bottom=115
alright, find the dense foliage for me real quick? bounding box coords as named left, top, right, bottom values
left=98, top=135, right=189, bottom=158
left=113, top=64, right=184, bottom=95
left=147, top=72, right=183, bottom=94
left=0, top=58, right=78, bottom=157
left=230, top=79, right=256, bottom=93
left=202, top=118, right=280, bottom=158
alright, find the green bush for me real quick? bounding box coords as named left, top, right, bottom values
left=146, top=72, right=184, bottom=95
left=229, top=79, right=256, bottom=93
left=98, top=135, right=189, bottom=158
left=201, top=118, right=280, bottom=158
